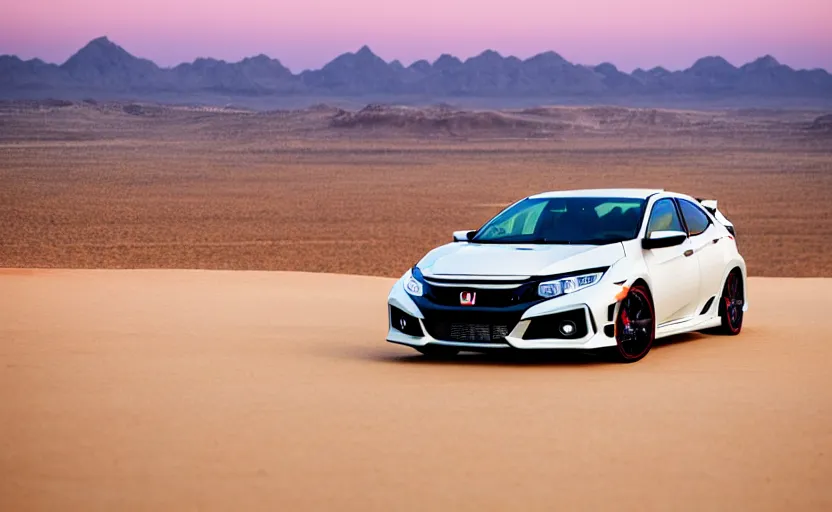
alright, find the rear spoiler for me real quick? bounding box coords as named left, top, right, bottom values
left=696, top=198, right=718, bottom=215
left=696, top=198, right=736, bottom=236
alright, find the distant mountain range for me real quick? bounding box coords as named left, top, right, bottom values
left=1, top=37, right=831, bottom=104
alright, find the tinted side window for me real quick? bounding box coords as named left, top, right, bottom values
left=647, top=199, right=684, bottom=235
left=678, top=199, right=711, bottom=236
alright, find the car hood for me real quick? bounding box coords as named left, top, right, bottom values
left=418, top=242, right=626, bottom=278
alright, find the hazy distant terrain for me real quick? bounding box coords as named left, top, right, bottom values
left=2, top=37, right=831, bottom=109
left=2, top=99, right=830, bottom=140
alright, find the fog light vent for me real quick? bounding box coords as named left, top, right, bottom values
left=391, top=306, right=423, bottom=337
left=523, top=309, right=590, bottom=340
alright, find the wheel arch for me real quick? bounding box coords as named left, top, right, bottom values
left=631, top=277, right=652, bottom=298
left=719, top=262, right=748, bottom=310
left=628, top=278, right=656, bottom=323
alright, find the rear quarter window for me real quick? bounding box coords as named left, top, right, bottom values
left=678, top=199, right=711, bottom=236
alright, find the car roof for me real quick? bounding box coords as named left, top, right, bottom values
left=527, top=188, right=664, bottom=200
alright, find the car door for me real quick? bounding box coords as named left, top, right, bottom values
left=677, top=198, right=725, bottom=305
left=642, top=198, right=701, bottom=324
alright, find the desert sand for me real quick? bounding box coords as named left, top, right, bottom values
left=1, top=269, right=830, bottom=511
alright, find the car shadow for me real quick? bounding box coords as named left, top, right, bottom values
left=358, top=331, right=712, bottom=367
left=371, top=349, right=605, bottom=367
left=653, top=331, right=709, bottom=347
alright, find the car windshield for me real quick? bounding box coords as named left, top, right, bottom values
left=471, top=197, right=646, bottom=245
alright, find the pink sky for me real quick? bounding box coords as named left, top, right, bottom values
left=2, top=0, right=830, bottom=72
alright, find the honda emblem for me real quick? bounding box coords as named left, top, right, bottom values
left=460, top=291, right=476, bottom=306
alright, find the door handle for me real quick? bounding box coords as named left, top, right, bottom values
left=684, top=249, right=694, bottom=257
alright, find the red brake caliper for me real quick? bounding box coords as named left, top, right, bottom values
left=620, top=308, right=631, bottom=336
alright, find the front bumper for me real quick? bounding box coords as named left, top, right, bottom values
left=387, top=275, right=622, bottom=351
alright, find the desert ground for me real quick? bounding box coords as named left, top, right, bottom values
left=1, top=269, right=831, bottom=511
left=1, top=102, right=832, bottom=510
left=1, top=101, right=831, bottom=276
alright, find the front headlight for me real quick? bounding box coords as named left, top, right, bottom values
left=404, top=268, right=424, bottom=296
left=538, top=272, right=603, bottom=299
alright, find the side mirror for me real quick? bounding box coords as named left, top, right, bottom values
left=642, top=230, right=687, bottom=249
left=453, top=230, right=476, bottom=242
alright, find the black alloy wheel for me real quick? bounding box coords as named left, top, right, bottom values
left=717, top=270, right=744, bottom=335
left=613, top=284, right=655, bottom=363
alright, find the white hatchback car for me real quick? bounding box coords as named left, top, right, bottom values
left=387, top=189, right=747, bottom=362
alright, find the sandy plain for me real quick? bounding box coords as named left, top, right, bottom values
left=1, top=269, right=831, bottom=511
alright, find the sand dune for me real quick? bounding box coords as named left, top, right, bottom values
left=1, top=269, right=831, bottom=510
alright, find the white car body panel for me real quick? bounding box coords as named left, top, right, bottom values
left=420, top=243, right=625, bottom=279
left=643, top=237, right=700, bottom=323
left=386, top=188, right=748, bottom=354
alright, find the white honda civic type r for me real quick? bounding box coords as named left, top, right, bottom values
left=386, top=189, right=747, bottom=362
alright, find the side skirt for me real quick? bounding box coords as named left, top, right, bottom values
left=656, top=315, right=722, bottom=339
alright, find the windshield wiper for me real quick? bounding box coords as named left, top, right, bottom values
left=472, top=237, right=574, bottom=245
left=565, top=237, right=627, bottom=245
left=472, top=236, right=535, bottom=244
left=472, top=235, right=630, bottom=245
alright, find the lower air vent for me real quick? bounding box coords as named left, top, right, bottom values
left=700, top=297, right=716, bottom=315
left=391, top=306, right=424, bottom=337
left=523, top=309, right=590, bottom=340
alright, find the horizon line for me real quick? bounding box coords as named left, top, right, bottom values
left=2, top=35, right=830, bottom=75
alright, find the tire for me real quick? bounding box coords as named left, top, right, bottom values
left=416, top=345, right=460, bottom=359
left=611, top=284, right=656, bottom=363
left=715, top=269, right=744, bottom=335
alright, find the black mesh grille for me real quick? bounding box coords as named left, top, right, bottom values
left=423, top=311, right=520, bottom=343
